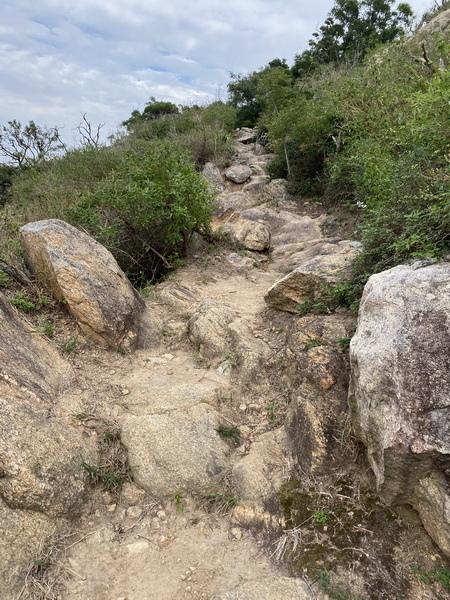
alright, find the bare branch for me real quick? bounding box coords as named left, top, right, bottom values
left=75, top=113, right=105, bottom=149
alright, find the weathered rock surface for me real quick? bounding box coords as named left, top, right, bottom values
left=234, top=127, right=256, bottom=144
left=278, top=239, right=359, bottom=270
left=260, top=178, right=287, bottom=204
left=215, top=191, right=261, bottom=215
left=265, top=245, right=358, bottom=312
left=232, top=428, right=286, bottom=515
left=0, top=499, right=58, bottom=600
left=212, top=577, right=316, bottom=600
left=349, top=261, right=450, bottom=555
left=224, top=164, right=253, bottom=184
left=188, top=300, right=270, bottom=379
left=222, top=217, right=271, bottom=251
left=121, top=403, right=229, bottom=497
left=189, top=300, right=236, bottom=358
left=20, top=219, right=146, bottom=349
left=202, top=162, right=225, bottom=194
left=242, top=175, right=270, bottom=195
left=240, top=207, right=323, bottom=246
left=0, top=294, right=97, bottom=599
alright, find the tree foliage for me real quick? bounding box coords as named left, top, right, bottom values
left=228, top=59, right=291, bottom=127
left=66, top=141, right=214, bottom=283
left=122, top=97, right=179, bottom=131
left=292, top=0, right=414, bottom=77
left=0, top=120, right=65, bottom=167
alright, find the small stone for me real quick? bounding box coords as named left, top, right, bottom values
left=122, top=388, right=130, bottom=395
left=107, top=504, right=117, bottom=512
left=157, top=510, right=167, bottom=519
left=230, top=527, right=242, bottom=540
left=181, top=575, right=187, bottom=581
left=185, top=586, right=192, bottom=592
left=239, top=404, right=247, bottom=412
left=126, top=506, right=143, bottom=519
left=158, top=535, right=171, bottom=548
left=110, top=369, right=116, bottom=375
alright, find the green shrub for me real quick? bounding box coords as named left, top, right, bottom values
left=67, top=141, right=214, bottom=284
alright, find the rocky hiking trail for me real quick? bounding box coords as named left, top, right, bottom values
left=4, top=129, right=449, bottom=600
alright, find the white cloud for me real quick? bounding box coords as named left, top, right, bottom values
left=0, top=0, right=431, bottom=146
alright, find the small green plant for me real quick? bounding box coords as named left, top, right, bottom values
left=203, top=492, right=238, bottom=510
left=61, top=337, right=78, bottom=353
left=265, top=404, right=277, bottom=423
left=172, top=492, right=184, bottom=512
left=73, top=411, right=95, bottom=422
left=39, top=318, right=55, bottom=338
left=80, top=459, right=134, bottom=490
left=295, top=299, right=329, bottom=315
left=317, top=571, right=356, bottom=600
left=161, top=327, right=176, bottom=337
left=305, top=337, right=322, bottom=350
left=314, top=509, right=331, bottom=524
left=0, top=270, right=10, bottom=288
left=32, top=556, right=51, bottom=574
left=101, top=430, right=120, bottom=444
left=223, top=352, right=242, bottom=368
left=215, top=424, right=241, bottom=446
left=191, top=353, right=211, bottom=369
left=337, top=337, right=351, bottom=350
left=8, top=291, right=37, bottom=312
left=411, top=565, right=450, bottom=590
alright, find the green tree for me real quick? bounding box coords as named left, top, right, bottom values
left=228, top=59, right=291, bottom=127
left=122, top=97, right=179, bottom=130
left=0, top=120, right=65, bottom=167
left=292, top=0, right=414, bottom=77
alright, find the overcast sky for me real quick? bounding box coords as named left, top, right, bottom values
left=1, top=0, right=431, bottom=146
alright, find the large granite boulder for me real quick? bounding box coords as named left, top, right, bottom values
left=20, top=219, right=146, bottom=349
left=349, top=261, right=450, bottom=556
left=215, top=191, right=261, bottom=215
left=225, top=164, right=253, bottom=184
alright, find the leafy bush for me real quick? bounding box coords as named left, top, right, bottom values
left=265, top=27, right=450, bottom=305
left=67, top=141, right=214, bottom=284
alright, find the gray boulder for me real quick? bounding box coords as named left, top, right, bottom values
left=234, top=127, right=256, bottom=144
left=349, top=261, right=450, bottom=555
left=215, top=191, right=261, bottom=215
left=225, top=164, right=253, bottom=184
left=20, top=219, right=146, bottom=349
left=202, top=162, right=224, bottom=194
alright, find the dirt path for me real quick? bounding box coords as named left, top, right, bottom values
left=49, top=240, right=296, bottom=600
